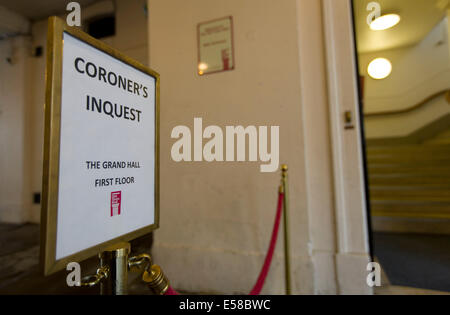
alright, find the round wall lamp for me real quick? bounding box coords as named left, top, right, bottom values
left=367, top=58, right=392, bottom=80
left=370, top=14, right=401, bottom=31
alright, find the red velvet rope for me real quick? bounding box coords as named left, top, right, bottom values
left=165, top=286, right=178, bottom=295
left=249, top=191, right=284, bottom=295
left=165, top=191, right=284, bottom=296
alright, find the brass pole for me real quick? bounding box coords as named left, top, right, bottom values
left=281, top=164, right=291, bottom=295
left=99, top=242, right=131, bottom=295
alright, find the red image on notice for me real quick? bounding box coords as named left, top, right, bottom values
left=111, top=191, right=121, bottom=216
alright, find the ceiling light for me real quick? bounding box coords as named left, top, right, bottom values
left=367, top=58, right=392, bottom=80
left=370, top=14, right=401, bottom=31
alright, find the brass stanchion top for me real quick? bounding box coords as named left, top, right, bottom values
left=103, top=242, right=131, bottom=252
left=98, top=242, right=131, bottom=259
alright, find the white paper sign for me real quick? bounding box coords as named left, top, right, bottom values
left=56, top=33, right=156, bottom=259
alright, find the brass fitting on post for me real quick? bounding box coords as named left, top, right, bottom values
left=281, top=164, right=288, bottom=179
left=142, top=264, right=170, bottom=295
left=128, top=253, right=153, bottom=273
left=279, top=164, right=288, bottom=194
left=128, top=253, right=171, bottom=295
left=80, top=265, right=110, bottom=287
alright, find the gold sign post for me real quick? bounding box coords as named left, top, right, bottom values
left=98, top=242, right=131, bottom=295
left=80, top=242, right=130, bottom=295
left=77, top=243, right=171, bottom=295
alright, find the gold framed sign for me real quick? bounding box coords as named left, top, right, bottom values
left=197, top=16, right=235, bottom=75
left=41, top=17, right=160, bottom=276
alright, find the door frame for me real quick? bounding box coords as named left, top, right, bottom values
left=321, top=0, right=373, bottom=294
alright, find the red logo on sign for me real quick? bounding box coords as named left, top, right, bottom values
left=111, top=191, right=121, bottom=216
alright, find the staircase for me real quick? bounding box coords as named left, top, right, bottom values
left=366, top=130, right=450, bottom=233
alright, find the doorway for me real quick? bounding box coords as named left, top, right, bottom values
left=352, top=0, right=450, bottom=293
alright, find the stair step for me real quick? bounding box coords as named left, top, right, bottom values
left=425, top=129, right=450, bottom=145
left=369, top=160, right=450, bottom=169
left=369, top=177, right=450, bottom=186
left=370, top=187, right=450, bottom=197
left=368, top=167, right=450, bottom=176
left=371, top=201, right=450, bottom=219
left=368, top=147, right=450, bottom=152
left=367, top=145, right=450, bottom=152
left=366, top=140, right=450, bottom=220
left=371, top=196, right=450, bottom=202
left=426, top=139, right=450, bottom=145
left=370, top=186, right=450, bottom=193
left=368, top=164, right=450, bottom=170
left=368, top=147, right=450, bottom=153
left=370, top=193, right=450, bottom=202
left=367, top=156, right=450, bottom=163
left=368, top=157, right=450, bottom=164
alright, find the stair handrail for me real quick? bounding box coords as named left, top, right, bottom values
left=364, top=89, right=450, bottom=117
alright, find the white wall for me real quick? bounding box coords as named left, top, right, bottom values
left=148, top=0, right=312, bottom=294
left=0, top=35, right=31, bottom=223
left=0, top=5, right=30, bottom=36
left=0, top=0, right=150, bottom=224
left=148, top=0, right=371, bottom=294
left=101, top=0, right=148, bottom=65
left=365, top=95, right=450, bottom=139
left=27, top=20, right=46, bottom=223
left=360, top=18, right=450, bottom=139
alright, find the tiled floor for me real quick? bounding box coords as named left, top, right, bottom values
left=373, top=232, right=450, bottom=293
left=375, top=285, right=450, bottom=295
left=1, top=223, right=449, bottom=295
left=0, top=223, right=151, bottom=295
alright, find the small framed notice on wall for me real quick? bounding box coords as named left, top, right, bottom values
left=197, top=16, right=234, bottom=75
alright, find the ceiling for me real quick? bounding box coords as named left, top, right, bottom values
left=353, top=0, right=449, bottom=53
left=1, top=0, right=448, bottom=51
left=0, top=0, right=99, bottom=21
